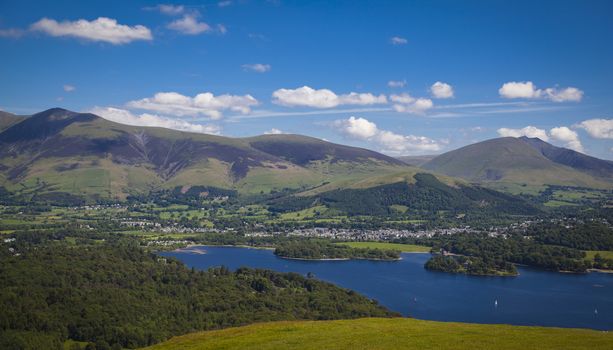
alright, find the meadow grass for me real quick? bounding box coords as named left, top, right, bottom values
left=143, top=317, right=613, bottom=350
left=585, top=250, right=613, bottom=260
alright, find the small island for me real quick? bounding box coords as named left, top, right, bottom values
left=425, top=254, right=518, bottom=276
left=274, top=240, right=401, bottom=261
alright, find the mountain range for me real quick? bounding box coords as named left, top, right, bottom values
left=0, top=108, right=611, bottom=205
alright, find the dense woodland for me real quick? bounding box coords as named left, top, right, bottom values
left=274, top=240, right=400, bottom=260
left=526, top=221, right=613, bottom=251
left=268, top=174, right=537, bottom=220
left=408, top=232, right=598, bottom=274
left=425, top=255, right=518, bottom=276
left=0, top=231, right=396, bottom=350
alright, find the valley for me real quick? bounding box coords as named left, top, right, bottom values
left=0, top=108, right=612, bottom=349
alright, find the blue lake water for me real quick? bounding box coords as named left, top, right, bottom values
left=161, top=246, right=613, bottom=330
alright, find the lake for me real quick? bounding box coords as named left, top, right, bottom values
left=161, top=246, right=613, bottom=330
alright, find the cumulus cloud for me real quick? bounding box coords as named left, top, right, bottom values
left=272, top=86, right=387, bottom=109
left=577, top=118, right=613, bottom=139
left=497, top=126, right=549, bottom=141
left=430, top=81, right=454, bottom=99
left=90, top=107, right=221, bottom=134
left=498, top=81, right=583, bottom=102
left=387, top=80, right=406, bottom=88
left=167, top=14, right=210, bottom=34
left=550, top=126, right=584, bottom=152
left=30, top=17, right=152, bottom=44
left=218, top=1, right=232, bottom=7
left=127, top=91, right=259, bottom=120
left=63, top=84, right=75, bottom=92
left=497, top=125, right=584, bottom=152
left=390, top=36, right=407, bottom=45
left=390, top=93, right=433, bottom=114
left=332, top=116, right=441, bottom=154
left=264, top=128, right=284, bottom=135
left=155, top=4, right=186, bottom=15
left=242, top=63, right=271, bottom=73
left=543, top=87, right=583, bottom=102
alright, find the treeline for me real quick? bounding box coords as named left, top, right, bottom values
left=0, top=232, right=396, bottom=349
left=423, top=233, right=591, bottom=273
left=526, top=221, right=613, bottom=251
left=425, top=255, right=517, bottom=276
left=274, top=240, right=400, bottom=261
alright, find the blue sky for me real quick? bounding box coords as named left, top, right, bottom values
left=1, top=0, right=613, bottom=159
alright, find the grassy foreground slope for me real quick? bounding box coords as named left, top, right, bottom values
left=144, top=318, right=613, bottom=350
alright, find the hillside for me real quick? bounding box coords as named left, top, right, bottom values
left=0, top=111, right=25, bottom=132
left=144, top=318, right=613, bottom=350
left=396, top=155, right=437, bottom=167
left=269, top=172, right=536, bottom=217
left=0, top=108, right=407, bottom=201
left=422, top=137, right=613, bottom=190
left=520, top=136, right=613, bottom=179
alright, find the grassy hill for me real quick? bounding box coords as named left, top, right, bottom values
left=0, top=108, right=407, bottom=201
left=144, top=318, right=613, bottom=350
left=396, top=155, right=437, bottom=167
left=422, top=137, right=613, bottom=190
left=0, top=111, right=26, bottom=132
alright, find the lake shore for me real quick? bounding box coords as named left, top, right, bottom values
left=275, top=255, right=402, bottom=262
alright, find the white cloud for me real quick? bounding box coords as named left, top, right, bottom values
left=390, top=36, right=407, bottom=45
left=430, top=81, right=454, bottom=99
left=497, top=126, right=549, bottom=141
left=167, top=14, right=210, bottom=35
left=127, top=91, right=259, bottom=120
left=272, top=86, right=387, bottom=109
left=499, top=81, right=540, bottom=99
left=577, top=118, right=613, bottom=139
left=156, top=4, right=186, bottom=15
left=499, top=81, right=583, bottom=102
left=550, top=126, right=584, bottom=152
left=332, top=116, right=441, bottom=154
left=30, top=17, right=152, bottom=44
left=390, top=93, right=433, bottom=114
left=242, top=63, right=271, bottom=73
left=63, top=84, right=75, bottom=92
left=218, top=1, right=232, bottom=7
left=264, top=128, right=284, bottom=135
left=333, top=116, right=378, bottom=139
left=90, top=107, right=221, bottom=134
left=387, top=80, right=406, bottom=88
left=543, top=87, right=583, bottom=102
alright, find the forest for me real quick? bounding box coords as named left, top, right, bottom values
left=274, top=240, right=401, bottom=260
left=410, top=232, right=595, bottom=274
left=0, top=230, right=397, bottom=349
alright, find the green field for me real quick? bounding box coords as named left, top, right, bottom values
left=585, top=250, right=613, bottom=260
left=338, top=242, right=431, bottom=253
left=144, top=318, right=613, bottom=350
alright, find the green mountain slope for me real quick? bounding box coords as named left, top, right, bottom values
left=0, top=111, right=26, bottom=132
left=0, top=108, right=407, bottom=201
left=271, top=172, right=535, bottom=216
left=520, top=136, right=613, bottom=179
left=145, top=318, right=613, bottom=350
left=422, top=137, right=613, bottom=189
